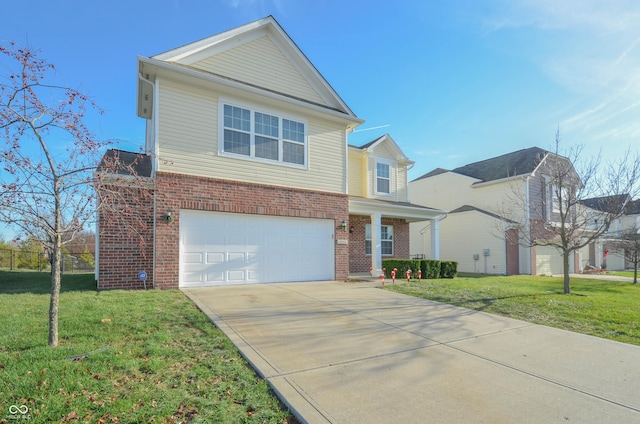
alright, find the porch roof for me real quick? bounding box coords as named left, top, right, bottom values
left=348, top=196, right=445, bottom=222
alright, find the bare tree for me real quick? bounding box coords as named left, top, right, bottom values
left=0, top=42, right=150, bottom=346
left=502, top=129, right=640, bottom=294
left=606, top=222, right=640, bottom=284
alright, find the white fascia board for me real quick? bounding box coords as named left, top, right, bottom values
left=471, top=173, right=528, bottom=188
left=365, top=134, right=412, bottom=163
left=152, top=18, right=272, bottom=62
left=349, top=199, right=446, bottom=222
left=138, top=56, right=364, bottom=129
left=151, top=16, right=357, bottom=118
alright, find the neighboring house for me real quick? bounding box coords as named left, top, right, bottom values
left=581, top=195, right=640, bottom=270
left=95, top=16, right=443, bottom=289
left=409, top=147, right=584, bottom=275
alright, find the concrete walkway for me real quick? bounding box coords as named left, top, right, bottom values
left=183, top=280, right=640, bottom=423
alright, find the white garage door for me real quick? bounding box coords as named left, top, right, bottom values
left=536, top=245, right=573, bottom=275
left=179, top=210, right=335, bottom=287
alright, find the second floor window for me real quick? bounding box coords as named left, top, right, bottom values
left=222, top=103, right=306, bottom=166
left=376, top=162, right=390, bottom=194
left=547, top=183, right=571, bottom=221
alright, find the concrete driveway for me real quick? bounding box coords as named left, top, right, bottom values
left=183, top=280, right=640, bottom=423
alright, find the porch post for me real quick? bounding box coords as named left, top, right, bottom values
left=430, top=218, right=440, bottom=259
left=371, top=212, right=382, bottom=273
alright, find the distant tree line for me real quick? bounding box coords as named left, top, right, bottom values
left=0, top=232, right=95, bottom=272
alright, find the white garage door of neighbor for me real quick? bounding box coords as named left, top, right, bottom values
left=536, top=245, right=573, bottom=275
left=180, top=210, right=335, bottom=287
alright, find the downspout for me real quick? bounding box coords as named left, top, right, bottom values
left=524, top=176, right=531, bottom=275
left=395, top=163, right=399, bottom=202
left=344, top=129, right=349, bottom=195
left=94, top=196, right=100, bottom=283
left=139, top=72, right=159, bottom=288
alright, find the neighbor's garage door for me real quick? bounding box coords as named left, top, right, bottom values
left=179, top=210, right=335, bottom=287
left=535, top=245, right=574, bottom=275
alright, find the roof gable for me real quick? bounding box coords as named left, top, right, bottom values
left=412, top=167, right=449, bottom=182
left=351, top=134, right=412, bottom=163
left=150, top=16, right=355, bottom=117
left=450, top=205, right=518, bottom=224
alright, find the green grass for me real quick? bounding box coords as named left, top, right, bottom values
left=0, top=271, right=296, bottom=423
left=610, top=270, right=638, bottom=279
left=384, top=275, right=640, bottom=346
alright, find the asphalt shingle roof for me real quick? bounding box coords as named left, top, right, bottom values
left=99, top=149, right=153, bottom=178
left=413, top=147, right=549, bottom=183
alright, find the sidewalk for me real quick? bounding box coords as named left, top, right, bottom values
left=184, top=280, right=640, bottom=423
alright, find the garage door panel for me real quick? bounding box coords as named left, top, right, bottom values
left=183, top=252, right=204, bottom=264
left=180, top=210, right=334, bottom=287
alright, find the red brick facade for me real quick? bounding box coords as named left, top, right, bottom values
left=98, top=172, right=350, bottom=289
left=97, top=183, right=155, bottom=290
left=348, top=214, right=410, bottom=273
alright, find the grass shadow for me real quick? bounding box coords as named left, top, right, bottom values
left=0, top=270, right=96, bottom=294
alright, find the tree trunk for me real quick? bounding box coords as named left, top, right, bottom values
left=48, top=235, right=62, bottom=347
left=563, top=249, right=571, bottom=294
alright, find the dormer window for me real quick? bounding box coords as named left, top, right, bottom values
left=221, top=102, right=307, bottom=167
left=376, top=162, right=390, bottom=194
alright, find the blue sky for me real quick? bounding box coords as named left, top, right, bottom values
left=2, top=1, right=639, bottom=238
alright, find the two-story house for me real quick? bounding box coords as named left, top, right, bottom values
left=409, top=147, right=584, bottom=276
left=95, top=16, right=444, bottom=289
left=581, top=195, right=640, bottom=270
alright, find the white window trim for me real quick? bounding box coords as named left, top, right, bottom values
left=374, top=158, right=394, bottom=196
left=365, top=224, right=394, bottom=256
left=546, top=181, right=569, bottom=222
left=218, top=98, right=308, bottom=169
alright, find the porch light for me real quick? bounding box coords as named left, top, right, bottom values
left=340, top=220, right=347, bottom=231
left=164, top=209, right=174, bottom=224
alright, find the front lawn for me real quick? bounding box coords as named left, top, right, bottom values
left=384, top=275, right=640, bottom=346
left=0, top=271, right=296, bottom=423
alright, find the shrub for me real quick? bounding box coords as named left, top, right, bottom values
left=382, top=259, right=420, bottom=277
left=421, top=260, right=441, bottom=279
left=440, top=261, right=458, bottom=278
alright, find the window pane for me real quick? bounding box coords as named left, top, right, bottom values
left=377, top=163, right=390, bottom=193
left=255, top=136, right=278, bottom=160
left=283, top=141, right=304, bottom=165
left=377, top=178, right=390, bottom=194
left=381, top=240, right=393, bottom=255
left=224, top=129, right=250, bottom=156
left=365, top=240, right=371, bottom=255
left=283, top=119, right=305, bottom=143
left=376, top=163, right=389, bottom=178
left=255, top=112, right=279, bottom=137
left=224, top=105, right=250, bottom=132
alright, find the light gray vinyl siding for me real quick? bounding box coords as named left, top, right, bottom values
left=527, top=175, right=546, bottom=221
left=192, top=35, right=327, bottom=107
